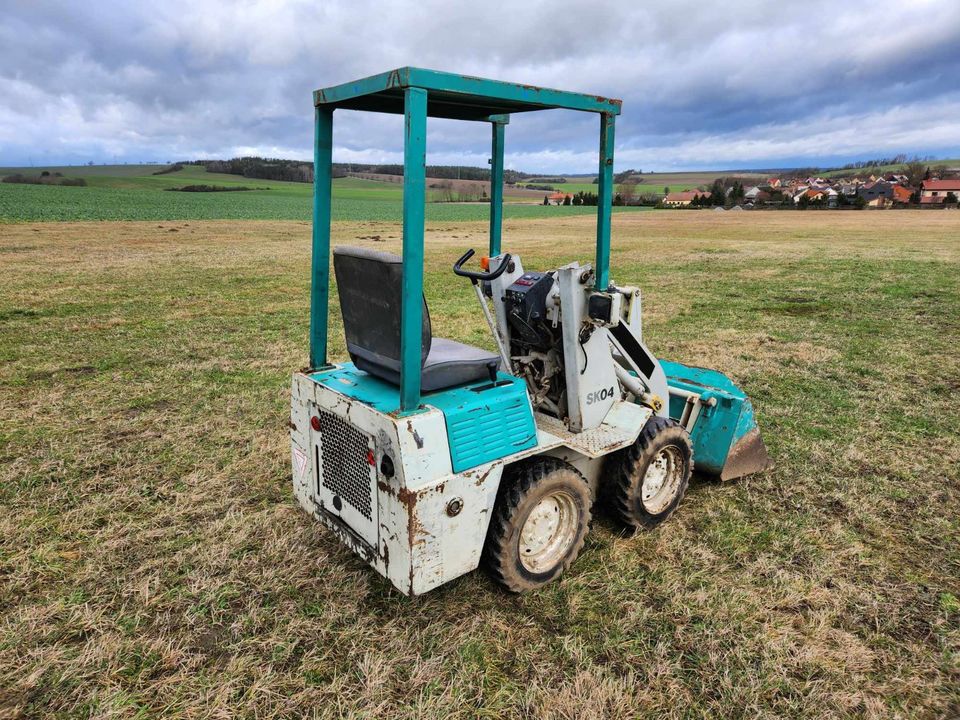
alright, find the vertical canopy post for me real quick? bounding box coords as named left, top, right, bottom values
left=400, top=86, right=428, bottom=414
left=309, top=106, right=334, bottom=369
left=489, top=120, right=506, bottom=255
left=595, top=112, right=615, bottom=291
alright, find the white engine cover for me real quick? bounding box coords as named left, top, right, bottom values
left=556, top=263, right=619, bottom=432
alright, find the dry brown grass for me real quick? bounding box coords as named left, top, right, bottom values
left=1, top=211, right=958, bottom=718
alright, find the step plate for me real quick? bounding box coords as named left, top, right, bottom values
left=534, top=402, right=651, bottom=458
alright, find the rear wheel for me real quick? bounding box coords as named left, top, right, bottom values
left=483, top=458, right=592, bottom=592
left=606, top=416, right=693, bottom=529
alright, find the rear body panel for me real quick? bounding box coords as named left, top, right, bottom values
left=291, top=364, right=535, bottom=595
left=291, top=364, right=651, bottom=595
left=292, top=368, right=498, bottom=595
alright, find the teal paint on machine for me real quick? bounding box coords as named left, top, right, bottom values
left=310, top=364, right=405, bottom=415
left=310, top=365, right=538, bottom=473
left=660, top=359, right=759, bottom=476
left=309, top=107, right=333, bottom=370
left=489, top=120, right=506, bottom=256
left=400, top=86, right=428, bottom=414
left=426, top=374, right=537, bottom=473
left=594, top=112, right=615, bottom=291
left=310, top=67, right=624, bottom=407
left=313, top=67, right=622, bottom=118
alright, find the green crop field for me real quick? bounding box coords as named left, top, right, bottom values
left=0, top=163, right=168, bottom=178
left=518, top=170, right=770, bottom=197
left=1, top=210, right=958, bottom=718
left=0, top=165, right=652, bottom=222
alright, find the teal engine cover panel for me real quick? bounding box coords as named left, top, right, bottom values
left=425, top=373, right=538, bottom=473
left=660, top=359, right=761, bottom=477
left=310, top=363, right=538, bottom=474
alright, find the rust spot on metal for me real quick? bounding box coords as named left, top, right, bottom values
left=601, top=437, right=627, bottom=453
left=397, top=486, right=430, bottom=550
left=405, top=420, right=424, bottom=449
left=397, top=486, right=417, bottom=507
left=409, top=515, right=427, bottom=547
left=473, top=467, right=493, bottom=487
left=377, top=480, right=396, bottom=497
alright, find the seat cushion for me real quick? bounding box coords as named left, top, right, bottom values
left=421, top=338, right=501, bottom=392
left=356, top=337, right=500, bottom=392
left=353, top=338, right=500, bottom=393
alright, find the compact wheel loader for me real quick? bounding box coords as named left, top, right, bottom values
left=291, top=67, right=772, bottom=595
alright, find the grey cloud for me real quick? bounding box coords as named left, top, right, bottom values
left=1, top=0, right=958, bottom=170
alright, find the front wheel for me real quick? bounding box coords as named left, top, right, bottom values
left=482, top=458, right=592, bottom=592
left=606, top=416, right=693, bottom=529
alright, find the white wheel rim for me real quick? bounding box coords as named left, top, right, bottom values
left=641, top=446, right=684, bottom=514
left=519, top=490, right=579, bottom=573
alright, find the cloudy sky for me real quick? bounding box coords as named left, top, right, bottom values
left=2, top=0, right=959, bottom=172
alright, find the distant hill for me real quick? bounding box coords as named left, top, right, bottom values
left=181, top=158, right=532, bottom=184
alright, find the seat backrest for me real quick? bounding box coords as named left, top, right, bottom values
left=333, top=246, right=431, bottom=380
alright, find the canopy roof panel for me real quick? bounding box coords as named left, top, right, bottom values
left=313, top=67, right=622, bottom=121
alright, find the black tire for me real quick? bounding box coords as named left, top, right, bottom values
left=482, top=458, right=592, bottom=593
left=606, top=416, right=693, bottom=530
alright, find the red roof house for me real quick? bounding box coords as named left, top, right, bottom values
left=664, top=190, right=710, bottom=206
left=920, top=179, right=960, bottom=204
left=892, top=185, right=913, bottom=203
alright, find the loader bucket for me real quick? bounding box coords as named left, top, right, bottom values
left=660, top=359, right=773, bottom=481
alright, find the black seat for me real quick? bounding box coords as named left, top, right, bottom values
left=333, top=246, right=500, bottom=392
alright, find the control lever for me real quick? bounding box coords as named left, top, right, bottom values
left=453, top=249, right=514, bottom=374
left=453, top=249, right=512, bottom=283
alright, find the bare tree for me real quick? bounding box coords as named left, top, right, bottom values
left=904, top=161, right=927, bottom=187
left=433, top=179, right=454, bottom=202
left=617, top=180, right=637, bottom=205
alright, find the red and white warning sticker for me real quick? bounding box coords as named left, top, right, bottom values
left=292, top=447, right=308, bottom=477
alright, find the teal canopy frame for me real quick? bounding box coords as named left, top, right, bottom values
left=310, top=67, right=622, bottom=414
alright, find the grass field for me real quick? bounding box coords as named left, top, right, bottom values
left=0, top=165, right=653, bottom=223
left=519, top=171, right=769, bottom=196
left=518, top=181, right=703, bottom=197
left=820, top=159, right=960, bottom=179
left=2, top=211, right=959, bottom=717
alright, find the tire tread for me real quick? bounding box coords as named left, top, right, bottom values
left=607, top=416, right=693, bottom=529
left=483, top=457, right=590, bottom=593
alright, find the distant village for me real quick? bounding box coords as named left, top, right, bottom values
left=532, top=161, right=960, bottom=210
left=661, top=171, right=960, bottom=210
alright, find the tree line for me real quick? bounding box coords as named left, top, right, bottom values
left=330, top=164, right=547, bottom=183
left=189, top=158, right=315, bottom=183
left=180, top=158, right=576, bottom=185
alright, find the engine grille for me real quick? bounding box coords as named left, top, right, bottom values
left=316, top=410, right=373, bottom=520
